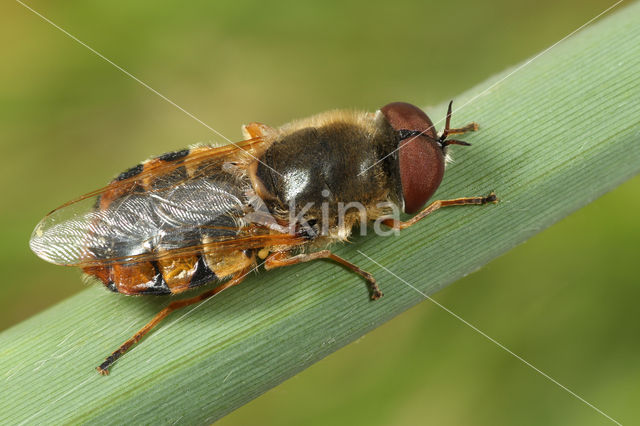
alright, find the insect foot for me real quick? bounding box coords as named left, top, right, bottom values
left=368, top=278, right=383, bottom=301
left=370, top=288, right=384, bottom=301
left=484, top=192, right=499, bottom=204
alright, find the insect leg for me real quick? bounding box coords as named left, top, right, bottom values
left=440, top=100, right=478, bottom=139
left=443, top=122, right=479, bottom=135
left=265, top=250, right=383, bottom=300
left=383, top=192, right=498, bottom=230
left=96, top=267, right=252, bottom=376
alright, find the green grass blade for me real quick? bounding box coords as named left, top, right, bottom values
left=1, top=3, right=639, bottom=424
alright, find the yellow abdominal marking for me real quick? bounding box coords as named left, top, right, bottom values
left=258, top=248, right=270, bottom=259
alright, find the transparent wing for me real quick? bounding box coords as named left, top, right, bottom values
left=29, top=139, right=288, bottom=267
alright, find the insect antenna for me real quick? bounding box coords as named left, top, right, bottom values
left=440, top=100, right=472, bottom=148
left=442, top=139, right=471, bottom=147
left=440, top=100, right=454, bottom=142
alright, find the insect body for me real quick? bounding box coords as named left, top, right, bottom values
left=30, top=101, right=496, bottom=374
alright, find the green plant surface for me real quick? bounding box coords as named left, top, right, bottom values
left=2, top=2, right=639, bottom=425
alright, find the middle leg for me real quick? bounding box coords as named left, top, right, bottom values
left=265, top=250, right=383, bottom=300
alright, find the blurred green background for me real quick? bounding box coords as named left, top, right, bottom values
left=2, top=0, right=638, bottom=424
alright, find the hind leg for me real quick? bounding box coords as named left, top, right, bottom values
left=96, top=267, right=252, bottom=375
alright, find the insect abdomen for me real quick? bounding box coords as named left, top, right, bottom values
left=84, top=147, right=255, bottom=295
left=84, top=255, right=217, bottom=295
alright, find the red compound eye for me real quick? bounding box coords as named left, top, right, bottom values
left=380, top=102, right=445, bottom=214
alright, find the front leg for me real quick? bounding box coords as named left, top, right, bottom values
left=265, top=250, right=383, bottom=300
left=440, top=99, right=479, bottom=139
left=384, top=192, right=497, bottom=230
left=442, top=121, right=478, bottom=136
